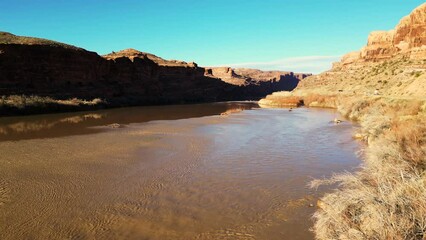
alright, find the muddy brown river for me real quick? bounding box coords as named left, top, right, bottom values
left=0, top=102, right=360, bottom=240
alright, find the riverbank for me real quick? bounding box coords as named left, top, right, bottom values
left=0, top=95, right=235, bottom=117
left=259, top=91, right=426, bottom=239
left=0, top=95, right=108, bottom=116
left=0, top=94, right=277, bottom=117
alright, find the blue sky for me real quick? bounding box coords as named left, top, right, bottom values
left=0, top=0, right=424, bottom=73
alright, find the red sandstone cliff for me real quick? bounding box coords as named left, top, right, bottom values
left=0, top=32, right=309, bottom=109
left=297, top=3, right=426, bottom=97
left=338, top=3, right=426, bottom=66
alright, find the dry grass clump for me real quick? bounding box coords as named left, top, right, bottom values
left=258, top=91, right=338, bottom=108
left=272, top=96, right=303, bottom=106
left=386, top=100, right=424, bottom=117
left=304, top=94, right=338, bottom=108
left=258, top=92, right=303, bottom=107
left=0, top=95, right=105, bottom=115
left=311, top=97, right=426, bottom=240
left=0, top=95, right=53, bottom=109
left=391, top=118, right=426, bottom=167
left=0, top=95, right=103, bottom=109
left=337, top=97, right=381, bottom=121
left=57, top=98, right=104, bottom=106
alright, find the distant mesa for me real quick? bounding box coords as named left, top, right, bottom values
left=205, top=67, right=310, bottom=86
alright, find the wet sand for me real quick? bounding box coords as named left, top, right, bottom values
left=0, top=103, right=360, bottom=239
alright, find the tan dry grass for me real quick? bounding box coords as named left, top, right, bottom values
left=0, top=95, right=106, bottom=116
left=258, top=92, right=303, bottom=107
left=303, top=94, right=338, bottom=108
left=309, top=96, right=426, bottom=240
left=0, top=95, right=104, bottom=109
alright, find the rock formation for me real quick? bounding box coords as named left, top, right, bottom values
left=0, top=32, right=309, bottom=109
left=338, top=3, right=426, bottom=66
left=205, top=67, right=309, bottom=86
left=104, top=48, right=198, bottom=67
left=297, top=3, right=426, bottom=97
left=204, top=67, right=310, bottom=97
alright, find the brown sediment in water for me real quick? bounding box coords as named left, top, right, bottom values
left=0, top=104, right=360, bottom=239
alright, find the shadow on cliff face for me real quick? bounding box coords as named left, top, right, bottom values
left=0, top=42, right=300, bottom=113
left=226, top=74, right=300, bottom=101
left=279, top=74, right=300, bottom=90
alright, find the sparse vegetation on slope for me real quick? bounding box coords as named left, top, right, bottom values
left=258, top=91, right=304, bottom=107
left=298, top=57, right=426, bottom=98
left=0, top=95, right=105, bottom=116
left=0, top=32, right=82, bottom=50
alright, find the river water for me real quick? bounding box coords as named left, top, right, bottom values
left=0, top=102, right=360, bottom=240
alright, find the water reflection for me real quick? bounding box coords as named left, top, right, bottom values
left=0, top=106, right=360, bottom=240
left=0, top=102, right=258, bottom=141
left=0, top=113, right=105, bottom=134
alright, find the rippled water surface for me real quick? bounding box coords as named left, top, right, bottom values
left=0, top=102, right=360, bottom=239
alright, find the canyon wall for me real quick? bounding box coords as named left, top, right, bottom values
left=0, top=32, right=308, bottom=106
left=338, top=3, right=426, bottom=66
left=297, top=3, right=426, bottom=97
left=205, top=67, right=310, bottom=98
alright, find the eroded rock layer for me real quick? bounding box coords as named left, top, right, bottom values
left=297, top=3, right=426, bottom=97
left=339, top=3, right=426, bottom=65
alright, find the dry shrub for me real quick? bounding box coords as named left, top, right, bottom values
left=260, top=94, right=303, bottom=107
left=0, top=95, right=106, bottom=115
left=336, top=97, right=380, bottom=121
left=385, top=100, right=423, bottom=117
left=391, top=118, right=426, bottom=167
left=0, top=95, right=105, bottom=108
left=57, top=97, right=104, bottom=106
left=304, top=94, right=338, bottom=108
left=312, top=97, right=426, bottom=240
left=421, top=102, right=426, bottom=113
left=276, top=96, right=304, bottom=106
left=1, top=95, right=55, bottom=109
left=260, top=92, right=339, bottom=108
